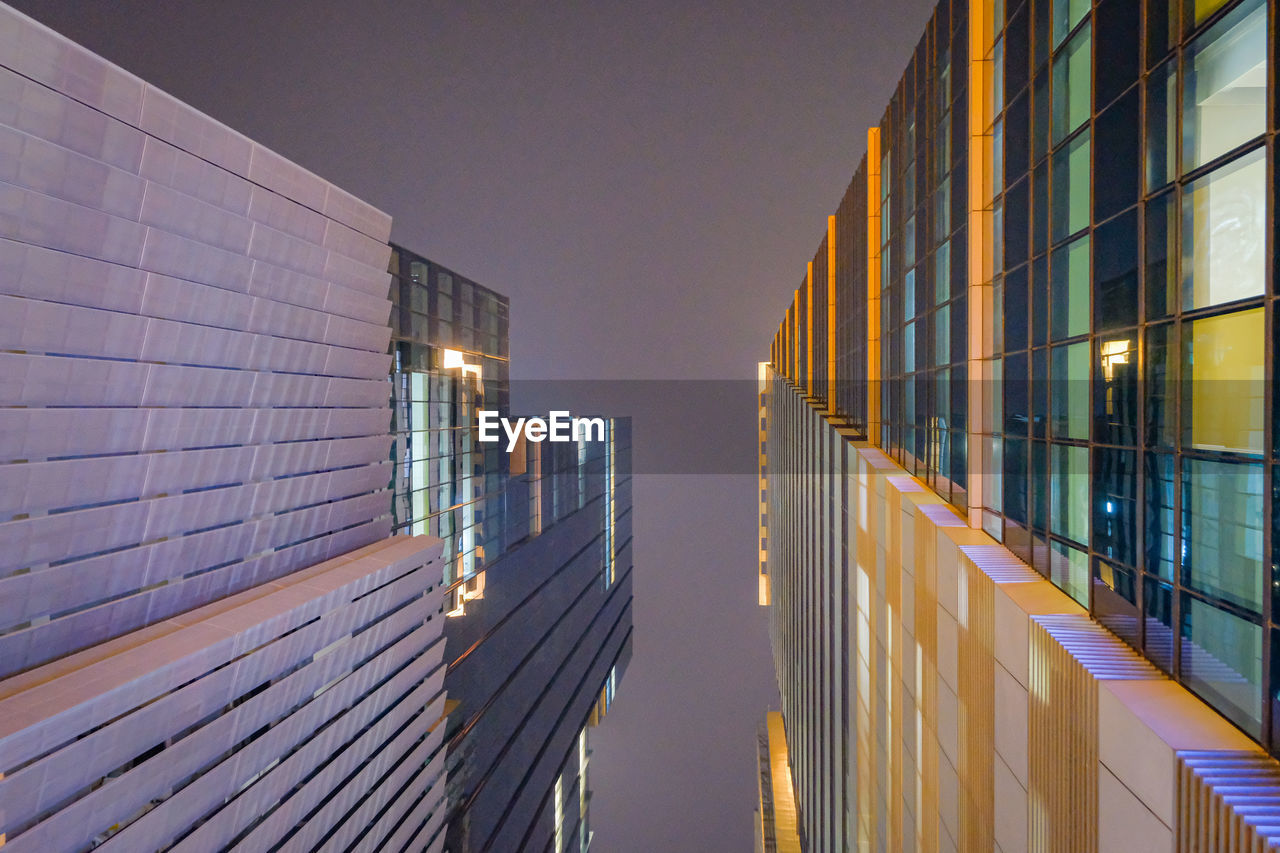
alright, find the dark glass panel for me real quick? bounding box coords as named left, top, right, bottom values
left=1032, top=255, right=1049, bottom=347
left=1146, top=0, right=1177, bottom=68
left=1033, top=0, right=1051, bottom=71
left=1006, top=351, right=1030, bottom=434
left=1143, top=451, right=1177, bottom=582
left=950, top=366, right=968, bottom=432
left=1004, top=264, right=1029, bottom=352
left=1094, top=447, right=1138, bottom=566
left=1032, top=68, right=1050, bottom=163
left=1144, top=192, right=1177, bottom=320
left=1094, top=209, right=1139, bottom=331
left=1007, top=3, right=1031, bottom=97
left=1005, top=435, right=1030, bottom=524
left=1006, top=91, right=1031, bottom=184
left=950, top=294, right=968, bottom=364
left=1145, top=323, right=1176, bottom=447
left=1094, top=0, right=1140, bottom=110
left=1143, top=577, right=1175, bottom=673
left=1031, top=346, right=1050, bottom=437
left=1145, top=60, right=1176, bottom=191
left=1094, top=558, right=1140, bottom=649
left=1005, top=177, right=1030, bottom=269
left=1093, top=89, right=1140, bottom=223
left=1032, top=159, right=1050, bottom=256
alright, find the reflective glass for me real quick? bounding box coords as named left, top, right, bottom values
left=1180, top=148, right=1265, bottom=310
left=1182, top=457, right=1264, bottom=613
left=1050, top=235, right=1090, bottom=340
left=1144, top=192, right=1178, bottom=319
left=1051, top=130, right=1090, bottom=243
left=1182, top=593, right=1263, bottom=738
left=1050, top=540, right=1090, bottom=606
left=1051, top=341, right=1090, bottom=440
left=1093, top=447, right=1138, bottom=567
left=1097, top=333, right=1138, bottom=446
left=1145, top=61, right=1177, bottom=191
left=1184, top=308, right=1265, bottom=455
left=1182, top=0, right=1265, bottom=172
left=1050, top=443, right=1089, bottom=545
left=1052, top=24, right=1092, bottom=143
left=1053, top=0, right=1091, bottom=47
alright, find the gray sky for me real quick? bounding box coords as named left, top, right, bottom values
left=10, top=1, right=936, bottom=848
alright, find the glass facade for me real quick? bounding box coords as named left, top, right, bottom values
left=879, top=2, right=971, bottom=509
left=389, top=244, right=512, bottom=590
left=980, top=0, right=1274, bottom=744
left=771, top=0, right=1277, bottom=755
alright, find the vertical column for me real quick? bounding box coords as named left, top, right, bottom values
left=827, top=215, right=837, bottom=415
left=967, top=0, right=996, bottom=529
left=806, top=262, right=815, bottom=397
left=866, top=127, right=882, bottom=446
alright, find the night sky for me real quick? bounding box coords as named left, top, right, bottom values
left=9, top=1, right=936, bottom=848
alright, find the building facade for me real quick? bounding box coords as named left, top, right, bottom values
left=760, top=0, right=1280, bottom=848
left=385, top=245, right=634, bottom=852
left=0, top=4, right=452, bottom=851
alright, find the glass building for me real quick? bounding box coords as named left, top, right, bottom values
left=387, top=244, right=634, bottom=853
left=760, top=0, right=1280, bottom=848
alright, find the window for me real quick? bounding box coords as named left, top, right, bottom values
left=1182, top=0, right=1266, bottom=170
left=1050, top=235, right=1090, bottom=340
left=1051, top=130, right=1090, bottom=243
left=1180, top=147, right=1265, bottom=310
left=1052, top=24, right=1092, bottom=143
left=1185, top=308, right=1265, bottom=454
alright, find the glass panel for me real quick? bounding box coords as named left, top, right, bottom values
left=1180, top=147, right=1265, bottom=310
left=1094, top=447, right=1138, bottom=567
left=1004, top=265, right=1028, bottom=352
left=1144, top=577, right=1176, bottom=672
left=1182, top=594, right=1263, bottom=738
left=936, top=305, right=950, bottom=368
left=1185, top=308, right=1265, bottom=455
left=1147, top=323, right=1177, bottom=447
left=1144, top=192, right=1178, bottom=320
left=1094, top=558, right=1140, bottom=649
left=1146, top=450, right=1172, bottom=578
left=1182, top=457, right=1265, bottom=613
left=1051, top=341, right=1090, bottom=440
left=1050, top=235, right=1090, bottom=340
left=1094, top=210, right=1139, bottom=331
left=1051, top=130, right=1090, bottom=243
left=1005, top=435, right=1029, bottom=523
left=1052, top=23, right=1092, bottom=143
left=1097, top=333, right=1138, bottom=445
left=1053, top=0, right=1091, bottom=46
left=936, top=241, right=951, bottom=305
left=1146, top=60, right=1177, bottom=191
left=1050, top=540, right=1090, bottom=606
left=1182, top=0, right=1267, bottom=171
left=1050, top=443, right=1089, bottom=545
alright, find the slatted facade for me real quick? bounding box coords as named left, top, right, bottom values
left=0, top=5, right=457, bottom=851
left=0, top=3, right=398, bottom=678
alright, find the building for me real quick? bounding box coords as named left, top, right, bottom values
left=0, top=4, right=635, bottom=852
left=0, top=4, right=453, bottom=851
left=759, top=0, right=1280, bottom=849
left=386, top=243, right=634, bottom=852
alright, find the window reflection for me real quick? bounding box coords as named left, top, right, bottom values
left=1182, top=0, right=1266, bottom=170
left=1185, top=308, right=1265, bottom=454
left=1182, top=457, right=1264, bottom=613
left=1182, top=593, right=1263, bottom=738
left=1180, top=147, right=1265, bottom=310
